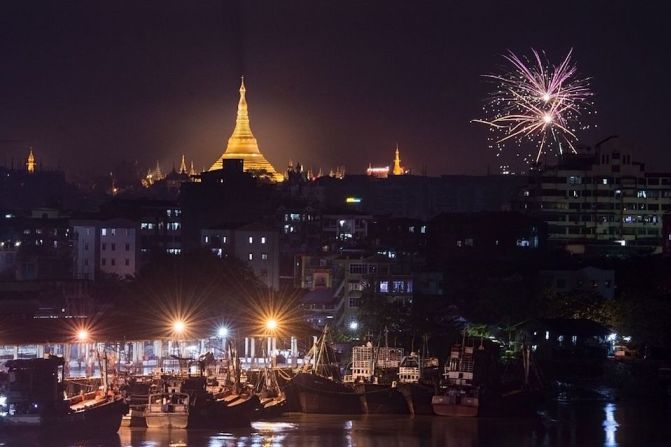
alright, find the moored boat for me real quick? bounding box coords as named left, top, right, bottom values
left=0, top=356, right=126, bottom=436
left=144, top=392, right=189, bottom=429
left=287, top=326, right=363, bottom=414
left=432, top=338, right=481, bottom=417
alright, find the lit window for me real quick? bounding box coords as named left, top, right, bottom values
left=248, top=237, right=253, bottom=244
left=261, top=253, right=268, bottom=260
left=379, top=281, right=389, bottom=293
left=101, top=228, right=107, bottom=236
left=248, top=253, right=253, bottom=260
left=204, top=236, right=209, bottom=244
left=261, top=237, right=266, bottom=244
left=111, top=229, right=116, bottom=236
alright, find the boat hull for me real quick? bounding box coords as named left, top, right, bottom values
left=255, top=397, right=287, bottom=419
left=397, top=383, right=435, bottom=415
left=355, top=384, right=409, bottom=414
left=0, top=396, right=126, bottom=436
left=288, top=373, right=362, bottom=414
left=145, top=413, right=188, bottom=429
left=431, top=395, right=479, bottom=417
left=187, top=394, right=259, bottom=428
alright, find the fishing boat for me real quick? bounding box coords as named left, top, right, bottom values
left=0, top=356, right=126, bottom=436
left=432, top=338, right=481, bottom=417
left=119, top=375, right=153, bottom=427
left=178, top=348, right=260, bottom=428
left=144, top=391, right=189, bottom=429
left=253, top=365, right=287, bottom=419
left=182, top=375, right=259, bottom=428
left=396, top=352, right=435, bottom=415
left=287, top=326, right=363, bottom=414
left=348, top=341, right=408, bottom=414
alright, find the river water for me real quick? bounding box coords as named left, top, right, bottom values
left=1, top=400, right=670, bottom=446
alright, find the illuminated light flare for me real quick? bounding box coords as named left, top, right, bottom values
left=265, top=319, right=278, bottom=331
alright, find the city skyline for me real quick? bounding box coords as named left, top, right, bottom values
left=1, top=1, right=668, bottom=177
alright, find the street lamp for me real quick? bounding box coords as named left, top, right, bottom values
left=173, top=320, right=186, bottom=335
left=77, top=329, right=89, bottom=342
left=349, top=321, right=358, bottom=331
left=172, top=320, right=186, bottom=357
left=265, top=319, right=278, bottom=332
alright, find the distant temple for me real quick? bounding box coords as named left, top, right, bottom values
left=26, top=148, right=36, bottom=173
left=209, top=78, right=284, bottom=182
left=392, top=145, right=406, bottom=175
left=366, top=145, right=408, bottom=178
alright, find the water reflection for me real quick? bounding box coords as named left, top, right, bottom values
left=2, top=401, right=670, bottom=447
left=603, top=403, right=618, bottom=446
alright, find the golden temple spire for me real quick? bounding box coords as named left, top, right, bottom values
left=208, top=77, right=284, bottom=181
left=179, top=154, right=187, bottom=174
left=392, top=144, right=405, bottom=176
left=26, top=147, right=36, bottom=173
left=189, top=160, right=196, bottom=176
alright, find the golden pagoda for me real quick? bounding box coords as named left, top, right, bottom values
left=392, top=144, right=405, bottom=175
left=209, top=78, right=284, bottom=181
left=26, top=148, right=36, bottom=173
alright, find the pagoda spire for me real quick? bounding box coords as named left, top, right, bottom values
left=392, top=144, right=405, bottom=175
left=189, top=160, right=196, bottom=176
left=179, top=154, right=187, bottom=174
left=26, top=147, right=36, bottom=173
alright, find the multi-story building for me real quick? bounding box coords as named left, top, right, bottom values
left=72, top=218, right=138, bottom=280
left=99, top=220, right=137, bottom=278
left=515, top=136, right=671, bottom=255
left=201, top=223, right=279, bottom=290
left=100, top=199, right=182, bottom=259
left=296, top=253, right=413, bottom=329
left=321, top=211, right=372, bottom=252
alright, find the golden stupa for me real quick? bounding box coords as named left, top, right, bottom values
left=209, top=78, right=284, bottom=181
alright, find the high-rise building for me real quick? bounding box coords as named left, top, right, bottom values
left=515, top=136, right=671, bottom=255
left=209, top=78, right=284, bottom=182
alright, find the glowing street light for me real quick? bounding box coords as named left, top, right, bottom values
left=349, top=321, right=359, bottom=331
left=265, top=319, right=278, bottom=332
left=77, top=329, right=89, bottom=342
left=173, top=320, right=186, bottom=336
left=217, top=326, right=229, bottom=338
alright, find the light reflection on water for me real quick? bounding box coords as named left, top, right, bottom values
left=2, top=401, right=670, bottom=447
left=603, top=402, right=618, bottom=446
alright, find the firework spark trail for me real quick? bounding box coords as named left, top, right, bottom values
left=473, top=48, right=594, bottom=170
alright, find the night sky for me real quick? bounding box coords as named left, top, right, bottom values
left=1, top=1, right=668, bottom=177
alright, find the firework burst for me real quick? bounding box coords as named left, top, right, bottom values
left=474, top=48, right=595, bottom=172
